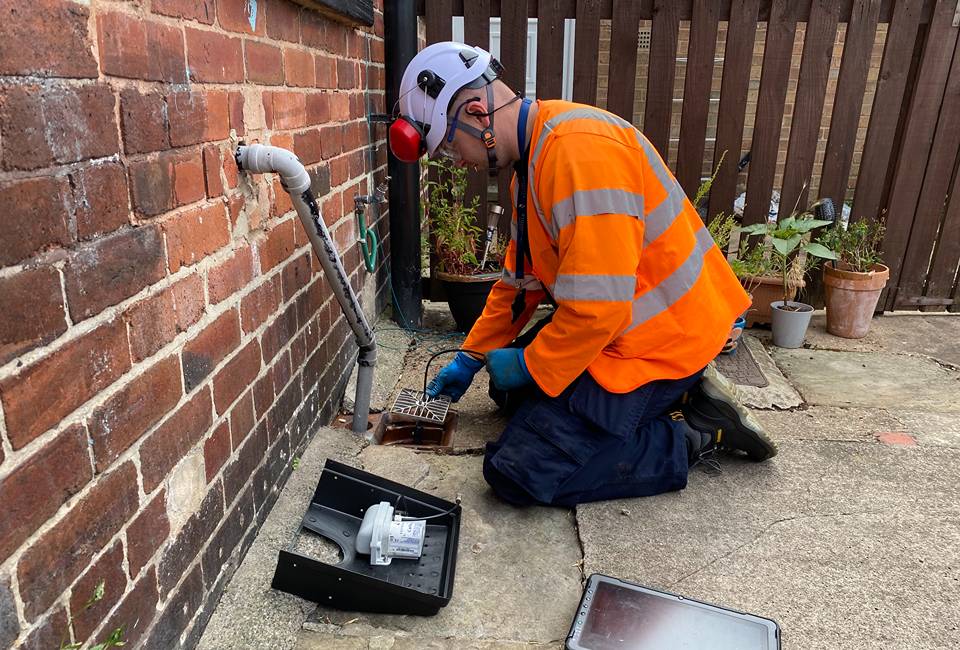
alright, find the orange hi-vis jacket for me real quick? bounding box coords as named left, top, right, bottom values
left=463, top=100, right=751, bottom=398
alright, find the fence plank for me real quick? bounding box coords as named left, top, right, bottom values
left=925, top=152, right=960, bottom=307
left=496, top=0, right=529, bottom=233
left=894, top=34, right=960, bottom=309
left=536, top=0, right=566, bottom=99
left=606, top=0, right=643, bottom=120
left=851, top=0, right=924, bottom=221
left=742, top=0, right=797, bottom=225
left=882, top=0, right=960, bottom=309
left=464, top=1, right=491, bottom=228
left=778, top=0, right=840, bottom=215
left=819, top=0, right=882, bottom=210
left=707, top=0, right=760, bottom=221
left=425, top=0, right=453, bottom=43
left=676, top=0, right=722, bottom=197
left=644, top=0, right=681, bottom=151
left=573, top=0, right=602, bottom=104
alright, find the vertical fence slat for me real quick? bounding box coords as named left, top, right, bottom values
left=851, top=0, right=924, bottom=221
left=644, top=0, right=681, bottom=151
left=778, top=0, right=840, bottom=215
left=464, top=1, right=491, bottom=228
left=894, top=35, right=960, bottom=308
left=676, top=0, right=722, bottom=196
left=425, top=0, right=453, bottom=43
left=742, top=0, right=797, bottom=225
left=708, top=0, right=760, bottom=221
left=607, top=0, right=643, bottom=120
left=925, top=153, right=960, bottom=306
left=881, top=0, right=960, bottom=309
left=537, top=0, right=566, bottom=99
left=573, top=0, right=602, bottom=104
left=497, top=0, right=530, bottom=232
left=818, top=0, right=882, bottom=210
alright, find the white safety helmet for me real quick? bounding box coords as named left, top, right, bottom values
left=389, top=42, right=503, bottom=163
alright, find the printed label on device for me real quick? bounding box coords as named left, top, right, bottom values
left=388, top=520, right=426, bottom=559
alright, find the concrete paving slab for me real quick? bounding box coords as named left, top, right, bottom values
left=890, top=409, right=960, bottom=447
left=753, top=406, right=904, bottom=443
left=300, top=446, right=583, bottom=646
left=294, top=630, right=559, bottom=649
left=197, top=427, right=367, bottom=650
left=772, top=349, right=960, bottom=412
left=731, top=335, right=804, bottom=410
left=577, top=440, right=960, bottom=650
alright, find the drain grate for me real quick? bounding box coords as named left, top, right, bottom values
left=714, top=343, right=769, bottom=388
left=390, top=388, right=451, bottom=424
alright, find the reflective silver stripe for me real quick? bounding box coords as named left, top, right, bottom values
left=501, top=267, right=544, bottom=291
left=624, top=227, right=715, bottom=333
left=644, top=182, right=686, bottom=246
left=550, top=273, right=636, bottom=302
left=548, top=189, right=645, bottom=239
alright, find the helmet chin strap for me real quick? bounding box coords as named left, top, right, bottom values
left=449, top=85, right=521, bottom=177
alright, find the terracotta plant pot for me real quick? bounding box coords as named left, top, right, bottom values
left=823, top=262, right=889, bottom=339
left=742, top=276, right=802, bottom=326
left=436, top=271, right=499, bottom=333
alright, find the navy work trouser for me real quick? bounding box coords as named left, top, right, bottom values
left=482, top=317, right=703, bottom=507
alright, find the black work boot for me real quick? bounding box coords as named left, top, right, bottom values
left=682, top=365, right=777, bottom=462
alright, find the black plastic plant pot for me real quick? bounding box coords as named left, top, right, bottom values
left=436, top=271, right=499, bottom=333
left=272, top=459, right=461, bottom=615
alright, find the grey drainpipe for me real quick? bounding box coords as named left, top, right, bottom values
left=235, top=143, right=376, bottom=435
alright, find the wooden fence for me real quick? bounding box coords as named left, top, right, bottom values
left=416, top=0, right=960, bottom=312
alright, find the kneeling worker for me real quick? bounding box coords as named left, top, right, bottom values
left=389, top=42, right=776, bottom=507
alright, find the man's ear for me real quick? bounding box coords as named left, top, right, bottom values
left=464, top=98, right=491, bottom=128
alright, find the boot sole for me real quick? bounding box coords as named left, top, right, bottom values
left=689, top=377, right=778, bottom=461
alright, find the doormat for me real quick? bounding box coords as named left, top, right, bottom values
left=715, top=343, right=769, bottom=388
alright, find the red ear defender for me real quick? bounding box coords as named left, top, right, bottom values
left=389, top=116, right=428, bottom=163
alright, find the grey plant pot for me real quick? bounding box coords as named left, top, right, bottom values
left=771, top=300, right=814, bottom=348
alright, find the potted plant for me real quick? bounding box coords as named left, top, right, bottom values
left=740, top=200, right=837, bottom=348
left=817, top=218, right=888, bottom=339
left=424, top=158, right=503, bottom=332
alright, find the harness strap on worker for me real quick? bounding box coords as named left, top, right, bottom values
left=511, top=97, right=533, bottom=323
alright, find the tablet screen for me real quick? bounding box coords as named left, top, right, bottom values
left=577, top=580, right=773, bottom=650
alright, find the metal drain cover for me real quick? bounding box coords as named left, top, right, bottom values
left=390, top=388, right=451, bottom=424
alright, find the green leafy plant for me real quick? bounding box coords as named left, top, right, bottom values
left=60, top=580, right=125, bottom=650
left=424, top=158, right=500, bottom=275
left=740, top=199, right=838, bottom=309
left=817, top=218, right=885, bottom=273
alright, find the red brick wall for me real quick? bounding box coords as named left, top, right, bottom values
left=0, top=1, right=388, bottom=647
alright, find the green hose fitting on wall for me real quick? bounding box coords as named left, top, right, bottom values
left=357, top=208, right=378, bottom=273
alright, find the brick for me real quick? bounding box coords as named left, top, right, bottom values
left=281, top=252, right=312, bottom=302
left=263, top=91, right=307, bottom=130
left=0, top=576, right=18, bottom=649
left=17, top=462, right=138, bottom=621
left=252, top=371, right=274, bottom=419
left=284, top=48, right=315, bottom=87
left=126, top=491, right=169, bottom=579
left=315, top=54, right=337, bottom=89
left=0, top=266, right=67, bottom=365
left=141, top=565, right=202, bottom=649
left=240, top=276, right=280, bottom=333
left=173, top=150, right=206, bottom=206
left=330, top=93, right=350, bottom=120
left=69, top=542, right=126, bottom=641
left=324, top=21, right=347, bottom=53
left=306, top=92, right=331, bottom=124
left=88, top=357, right=182, bottom=472
left=100, top=566, right=159, bottom=648
left=124, top=273, right=205, bottom=362
left=267, top=373, right=301, bottom=439
left=202, top=487, right=253, bottom=588
left=0, top=424, right=91, bottom=565
left=141, top=387, right=214, bottom=492
left=290, top=328, right=307, bottom=370
left=97, top=12, right=186, bottom=82
left=182, top=309, right=241, bottom=392
left=266, top=0, right=301, bottom=42
left=270, top=177, right=294, bottom=217
left=219, top=0, right=265, bottom=34
left=213, top=339, right=261, bottom=414
left=301, top=11, right=326, bottom=49
left=261, top=303, right=297, bottom=363
left=244, top=40, right=283, bottom=85
left=294, top=129, right=323, bottom=165
left=0, top=0, right=96, bottom=77
left=258, top=219, right=297, bottom=273
left=223, top=423, right=267, bottom=506
left=203, top=146, right=224, bottom=197
left=64, top=225, right=166, bottom=322
left=204, top=420, right=231, bottom=483
left=152, top=0, right=215, bottom=24
left=120, top=89, right=168, bottom=155
left=229, top=391, right=255, bottom=448
left=272, top=349, right=293, bottom=394
left=163, top=202, right=231, bottom=273
left=320, top=124, right=344, bottom=160
left=186, top=27, right=243, bottom=83
left=70, top=162, right=129, bottom=240
left=18, top=607, right=66, bottom=650
left=208, top=247, right=255, bottom=305
left=158, top=481, right=223, bottom=596
left=168, top=91, right=230, bottom=148
left=129, top=154, right=175, bottom=217
left=0, top=319, right=130, bottom=449
left=337, top=59, right=357, bottom=89
left=228, top=92, right=245, bottom=135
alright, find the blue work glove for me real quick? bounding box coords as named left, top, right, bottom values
left=485, top=348, right=534, bottom=392
left=426, top=352, right=484, bottom=402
